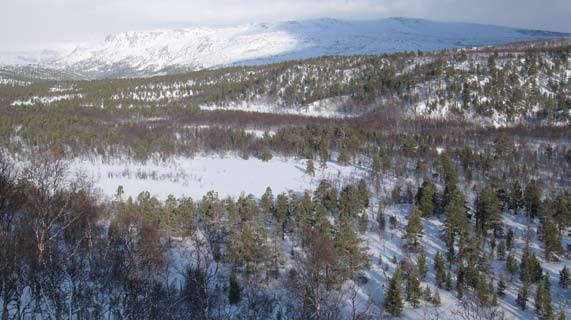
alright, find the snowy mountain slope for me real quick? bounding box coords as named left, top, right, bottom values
left=1, top=17, right=568, bottom=78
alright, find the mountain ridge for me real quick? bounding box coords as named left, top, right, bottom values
left=0, top=17, right=569, bottom=79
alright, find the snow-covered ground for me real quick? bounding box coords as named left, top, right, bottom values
left=11, top=93, right=84, bottom=106
left=69, top=155, right=366, bottom=200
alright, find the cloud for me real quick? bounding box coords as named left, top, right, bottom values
left=0, top=0, right=569, bottom=50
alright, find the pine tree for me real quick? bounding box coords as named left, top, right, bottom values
left=543, top=276, right=554, bottom=320
left=442, top=189, right=468, bottom=260
left=560, top=266, right=570, bottom=289
left=417, top=247, right=428, bottom=280
left=338, top=147, right=351, bottom=165
left=229, top=272, right=241, bottom=305
left=535, top=279, right=545, bottom=317
left=445, top=271, right=452, bottom=291
left=456, top=263, right=465, bottom=298
left=497, top=277, right=506, bottom=297
left=275, top=193, right=289, bottom=237
left=358, top=179, right=370, bottom=209
left=404, top=206, right=424, bottom=249
left=553, top=192, right=571, bottom=228
left=306, top=159, right=315, bottom=177
left=516, top=284, right=529, bottom=310
left=372, top=155, right=381, bottom=175
left=261, top=187, right=274, bottom=213
left=434, top=251, right=445, bottom=288
left=521, top=241, right=543, bottom=284
left=385, top=267, right=404, bottom=316
left=494, top=133, right=514, bottom=159
left=535, top=275, right=555, bottom=320
left=475, top=186, right=503, bottom=234
left=476, top=274, right=491, bottom=306
left=524, top=180, right=542, bottom=218
left=389, top=215, right=397, bottom=230
left=339, top=184, right=362, bottom=218
left=377, top=206, right=386, bottom=231
left=422, top=286, right=432, bottom=302
left=509, top=181, right=523, bottom=214
left=497, top=240, right=506, bottom=260
left=406, top=270, right=421, bottom=308
left=334, top=216, right=370, bottom=280
left=432, top=288, right=442, bottom=306
left=261, top=145, right=273, bottom=161
left=540, top=218, right=563, bottom=261
left=359, top=213, right=368, bottom=234
left=506, top=228, right=514, bottom=250
left=440, top=152, right=458, bottom=209
left=416, top=179, right=437, bottom=216
left=313, top=179, right=337, bottom=213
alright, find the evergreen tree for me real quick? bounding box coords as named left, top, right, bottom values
left=404, top=206, right=424, bottom=249
left=406, top=270, right=422, bottom=308
left=296, top=192, right=316, bottom=244
left=261, top=145, right=273, bottom=161
left=560, top=266, right=570, bottom=289
left=553, top=191, right=571, bottom=228
left=339, top=184, right=362, bottom=218
left=416, top=179, right=437, bottom=217
left=385, top=266, right=404, bottom=316
left=540, top=218, right=563, bottom=261
left=422, top=286, right=432, bottom=302
left=432, top=288, right=442, bottom=306
left=456, top=263, right=466, bottom=298
left=509, top=181, right=523, bottom=214
left=313, top=179, right=337, bottom=213
left=445, top=271, right=452, bottom=291
left=334, top=216, right=370, bottom=280
left=506, top=228, right=514, bottom=250
left=358, top=179, right=370, bottom=209
left=359, top=213, right=368, bottom=234
left=494, top=133, right=514, bottom=159
left=536, top=275, right=554, bottom=320
left=434, top=251, right=446, bottom=288
left=535, top=280, right=545, bottom=319
left=497, top=277, right=506, bottom=297
left=372, top=155, right=382, bottom=175
left=306, top=159, right=315, bottom=177
left=417, top=247, right=428, bottom=280
left=377, top=206, right=386, bottom=231
left=475, top=186, right=503, bottom=234
left=516, top=284, right=529, bottom=310
left=521, top=241, right=543, bottom=284
left=261, top=186, right=274, bottom=213
left=475, top=274, right=491, bottom=306
left=275, top=193, right=289, bottom=236
left=440, top=153, right=458, bottom=209
left=228, top=272, right=241, bottom=305
left=442, top=190, right=468, bottom=250
left=524, top=180, right=542, bottom=218
left=497, top=240, right=506, bottom=260
left=389, top=215, right=397, bottom=230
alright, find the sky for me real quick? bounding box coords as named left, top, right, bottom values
left=1, top=0, right=570, bottom=51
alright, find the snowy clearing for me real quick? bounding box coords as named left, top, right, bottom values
left=69, top=155, right=367, bottom=200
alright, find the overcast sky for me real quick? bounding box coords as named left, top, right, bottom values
left=1, top=0, right=570, bottom=51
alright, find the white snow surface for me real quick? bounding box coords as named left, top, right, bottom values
left=69, top=155, right=366, bottom=200
left=1, top=18, right=567, bottom=78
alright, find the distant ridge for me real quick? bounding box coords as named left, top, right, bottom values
left=0, top=17, right=568, bottom=79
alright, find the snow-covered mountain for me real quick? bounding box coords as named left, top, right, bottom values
left=1, top=17, right=568, bottom=78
